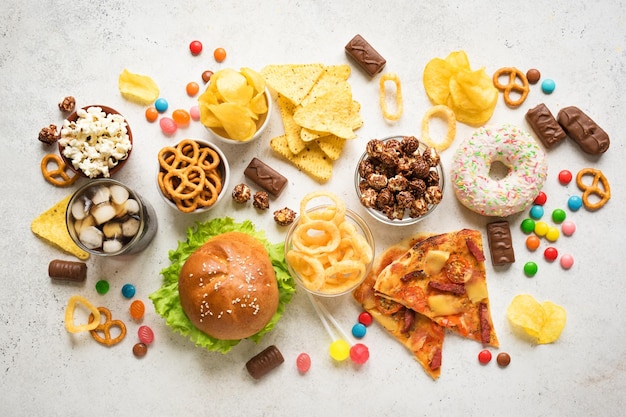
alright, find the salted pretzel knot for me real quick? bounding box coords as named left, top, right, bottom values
left=493, top=67, right=530, bottom=107
left=88, top=307, right=127, bottom=347
left=576, top=168, right=610, bottom=210
left=41, top=153, right=79, bottom=187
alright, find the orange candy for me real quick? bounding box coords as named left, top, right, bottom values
left=213, top=47, right=227, bottom=62
left=186, top=81, right=199, bottom=96
left=145, top=107, right=159, bottom=122
left=526, top=235, right=541, bottom=251
left=172, top=109, right=191, bottom=126
left=129, top=299, right=145, bottom=320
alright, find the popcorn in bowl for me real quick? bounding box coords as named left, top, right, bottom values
left=59, top=106, right=132, bottom=178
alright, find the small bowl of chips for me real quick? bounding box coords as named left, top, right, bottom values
left=284, top=191, right=374, bottom=297
left=198, top=67, right=272, bottom=144
left=58, top=105, right=133, bottom=178
left=354, top=135, right=444, bottom=226
left=156, top=139, right=230, bottom=213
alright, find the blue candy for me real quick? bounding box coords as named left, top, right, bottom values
left=541, top=79, right=556, bottom=94
left=567, top=195, right=583, bottom=211
left=351, top=323, right=367, bottom=339
left=122, top=283, right=136, bottom=299
left=529, top=204, right=544, bottom=220
left=155, top=97, right=169, bottom=113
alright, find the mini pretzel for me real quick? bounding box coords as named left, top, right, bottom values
left=88, top=306, right=127, bottom=347
left=420, top=105, right=457, bottom=152
left=576, top=168, right=610, bottom=210
left=493, top=67, right=530, bottom=107
left=41, top=153, right=79, bottom=187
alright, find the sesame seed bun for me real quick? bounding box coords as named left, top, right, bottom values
left=178, top=231, right=279, bottom=340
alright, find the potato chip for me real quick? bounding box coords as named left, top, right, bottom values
left=240, top=67, right=266, bottom=94
left=118, top=69, right=160, bottom=105
left=270, top=135, right=332, bottom=183
left=506, top=294, right=567, bottom=344
left=31, top=195, right=90, bottom=260
left=208, top=102, right=257, bottom=141
left=261, top=63, right=325, bottom=105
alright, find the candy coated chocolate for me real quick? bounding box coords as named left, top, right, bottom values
left=244, top=158, right=288, bottom=197
left=345, top=34, right=386, bottom=76
left=525, top=103, right=566, bottom=149
left=246, top=345, right=284, bottom=379
left=486, top=221, right=515, bottom=266
left=557, top=106, right=610, bottom=155
left=48, top=259, right=87, bottom=282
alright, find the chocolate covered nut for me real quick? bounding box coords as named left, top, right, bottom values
left=244, top=157, right=288, bottom=197
left=345, top=34, right=386, bottom=76
left=526, top=69, right=541, bottom=84
left=486, top=221, right=515, bottom=266
left=525, top=103, right=567, bottom=149
left=48, top=259, right=87, bottom=282
left=246, top=345, right=284, bottom=379
left=253, top=191, right=270, bottom=210
left=557, top=106, right=610, bottom=155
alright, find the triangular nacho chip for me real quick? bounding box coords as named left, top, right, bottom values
left=270, top=134, right=332, bottom=183
left=277, top=94, right=307, bottom=154
left=261, top=64, right=324, bottom=105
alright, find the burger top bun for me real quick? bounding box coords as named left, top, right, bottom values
left=178, top=231, right=279, bottom=340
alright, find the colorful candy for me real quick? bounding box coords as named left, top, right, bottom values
left=497, top=352, right=511, bottom=367
left=329, top=339, right=350, bottom=361
left=155, top=97, right=169, bottom=113
left=524, top=261, right=538, bottom=277
left=189, top=105, right=200, bottom=121
left=526, top=235, right=540, bottom=251
left=478, top=349, right=492, bottom=364
left=349, top=343, right=370, bottom=365
left=133, top=342, right=148, bottom=358
left=296, top=353, right=311, bottom=373
left=558, top=170, right=572, bottom=185
left=541, top=78, right=556, bottom=94
left=201, top=70, right=214, bottom=83
left=129, top=299, right=145, bottom=320
left=186, top=81, right=199, bottom=96
left=534, top=221, right=549, bottom=237
left=561, top=220, right=576, bottom=236
left=545, top=227, right=560, bottom=242
left=172, top=109, right=191, bottom=126
left=145, top=107, right=159, bottom=122
left=551, top=208, right=566, bottom=223
left=122, top=283, right=136, bottom=299
left=159, top=117, right=177, bottom=135
left=95, top=279, right=110, bottom=295
left=521, top=218, right=536, bottom=234
left=567, top=195, right=583, bottom=211
left=560, top=254, right=574, bottom=270
left=138, top=325, right=154, bottom=344
left=529, top=205, right=544, bottom=220
left=358, top=311, right=373, bottom=326
left=533, top=191, right=547, bottom=205
left=351, top=323, right=367, bottom=339
left=213, top=47, right=227, bottom=62
left=544, top=246, right=558, bottom=262
left=189, top=40, right=203, bottom=55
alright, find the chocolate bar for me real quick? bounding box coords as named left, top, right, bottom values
left=486, top=221, right=515, bottom=266
left=48, top=259, right=87, bottom=282
left=246, top=345, right=284, bottom=379
left=244, top=158, right=288, bottom=197
left=345, top=34, right=386, bottom=76
left=557, top=106, right=610, bottom=155
left=525, top=103, right=566, bottom=149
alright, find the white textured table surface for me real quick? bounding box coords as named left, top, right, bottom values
left=2, top=1, right=625, bottom=416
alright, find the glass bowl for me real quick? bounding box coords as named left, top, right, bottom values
left=58, top=105, right=132, bottom=178
left=354, top=135, right=445, bottom=226
left=205, top=87, right=272, bottom=145
left=156, top=139, right=230, bottom=213
left=284, top=205, right=374, bottom=297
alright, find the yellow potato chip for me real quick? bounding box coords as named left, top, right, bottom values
left=118, top=69, right=160, bottom=106
left=261, top=64, right=325, bottom=105
left=423, top=58, right=454, bottom=105
left=208, top=102, right=257, bottom=141
left=538, top=301, right=567, bottom=344
left=506, top=294, right=567, bottom=344
left=31, top=195, right=90, bottom=260
left=277, top=94, right=306, bottom=154
left=215, top=68, right=254, bottom=106
left=270, top=134, right=332, bottom=183
left=316, top=135, right=346, bottom=161
left=240, top=67, right=266, bottom=94
left=444, top=50, right=471, bottom=71
left=293, top=90, right=356, bottom=140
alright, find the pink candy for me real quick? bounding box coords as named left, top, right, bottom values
left=560, top=254, right=574, bottom=269
left=159, top=117, right=177, bottom=135
left=138, top=325, right=154, bottom=344
left=561, top=220, right=576, bottom=236
left=190, top=105, right=200, bottom=121
left=296, top=353, right=311, bottom=373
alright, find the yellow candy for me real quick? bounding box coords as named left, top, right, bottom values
left=329, top=339, right=350, bottom=361
left=545, top=227, right=560, bottom=242
left=534, top=221, right=549, bottom=237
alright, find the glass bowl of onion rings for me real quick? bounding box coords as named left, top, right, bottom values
left=284, top=191, right=374, bottom=297
left=155, top=138, right=230, bottom=214
left=354, top=135, right=445, bottom=226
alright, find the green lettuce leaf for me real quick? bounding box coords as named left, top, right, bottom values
left=149, top=217, right=295, bottom=353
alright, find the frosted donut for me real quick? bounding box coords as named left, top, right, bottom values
left=450, top=124, right=547, bottom=217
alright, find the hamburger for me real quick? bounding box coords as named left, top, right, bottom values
left=150, top=218, right=295, bottom=353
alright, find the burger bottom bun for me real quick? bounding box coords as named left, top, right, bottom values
left=178, top=231, right=279, bottom=340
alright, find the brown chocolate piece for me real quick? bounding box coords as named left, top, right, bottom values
left=486, top=221, right=515, bottom=266
left=246, top=345, right=284, bottom=379
left=557, top=106, right=610, bottom=155
left=525, top=103, right=567, bottom=149
left=345, top=34, right=386, bottom=76
left=244, top=157, right=288, bottom=197
left=48, top=259, right=87, bottom=282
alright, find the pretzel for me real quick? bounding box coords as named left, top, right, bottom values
left=157, top=140, right=223, bottom=212
left=41, top=153, right=79, bottom=187
left=493, top=67, right=530, bottom=107
left=379, top=72, right=403, bottom=121
left=420, top=105, right=457, bottom=151
left=576, top=168, right=610, bottom=210
left=88, top=306, right=127, bottom=347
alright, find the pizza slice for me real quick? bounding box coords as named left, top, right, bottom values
left=353, top=234, right=446, bottom=379
left=374, top=229, right=499, bottom=347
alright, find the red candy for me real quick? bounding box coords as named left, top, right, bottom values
left=533, top=191, right=547, bottom=206
left=349, top=343, right=370, bottom=365
left=358, top=311, right=373, bottom=326
left=296, top=353, right=311, bottom=373
left=558, top=170, right=573, bottom=185
left=544, top=247, right=558, bottom=262
left=478, top=349, right=492, bottom=364
left=189, top=40, right=203, bottom=55
left=138, top=325, right=154, bottom=344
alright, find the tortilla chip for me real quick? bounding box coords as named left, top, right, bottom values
left=324, top=64, right=351, bottom=80
left=293, top=90, right=356, bottom=139
left=277, top=94, right=307, bottom=154
left=300, top=75, right=351, bottom=107
left=316, top=135, right=346, bottom=161
left=31, top=195, right=90, bottom=260
left=261, top=64, right=324, bottom=105
left=270, top=134, right=332, bottom=183
left=300, top=128, right=329, bottom=142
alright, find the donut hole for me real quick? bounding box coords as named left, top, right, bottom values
left=489, top=160, right=511, bottom=180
